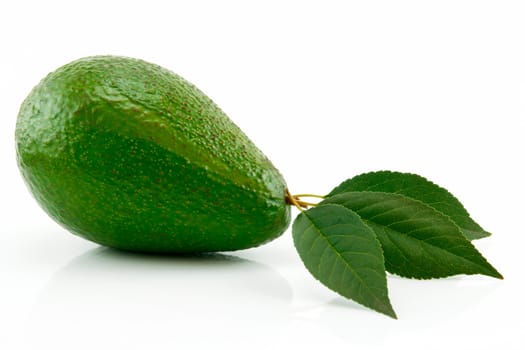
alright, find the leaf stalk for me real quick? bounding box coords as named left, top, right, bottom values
left=285, top=189, right=324, bottom=211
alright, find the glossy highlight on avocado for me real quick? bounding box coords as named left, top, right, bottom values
left=16, top=56, right=291, bottom=253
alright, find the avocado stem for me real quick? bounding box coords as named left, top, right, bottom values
left=296, top=200, right=319, bottom=207
left=285, top=189, right=324, bottom=212
left=292, top=194, right=326, bottom=199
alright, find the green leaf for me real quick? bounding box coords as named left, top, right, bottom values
left=292, top=204, right=396, bottom=318
left=328, top=171, right=490, bottom=240
left=322, top=192, right=503, bottom=280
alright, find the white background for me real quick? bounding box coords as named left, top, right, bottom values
left=1, top=1, right=524, bottom=349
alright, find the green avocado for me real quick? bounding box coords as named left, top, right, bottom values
left=16, top=56, right=291, bottom=253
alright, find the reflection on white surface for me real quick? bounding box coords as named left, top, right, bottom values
left=19, top=244, right=508, bottom=350
left=270, top=274, right=501, bottom=348
left=24, top=248, right=293, bottom=349
left=315, top=276, right=501, bottom=347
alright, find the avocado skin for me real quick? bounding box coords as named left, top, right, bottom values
left=16, top=56, right=290, bottom=253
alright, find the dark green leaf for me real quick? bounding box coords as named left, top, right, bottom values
left=322, top=192, right=502, bottom=280
left=292, top=204, right=396, bottom=318
left=328, top=171, right=490, bottom=240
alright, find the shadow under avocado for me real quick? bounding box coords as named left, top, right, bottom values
left=34, top=246, right=292, bottom=302
left=25, top=246, right=293, bottom=348
left=83, top=246, right=255, bottom=266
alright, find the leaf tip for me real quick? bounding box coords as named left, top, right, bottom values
left=483, top=265, right=503, bottom=280
left=371, top=298, right=398, bottom=319
left=384, top=306, right=398, bottom=320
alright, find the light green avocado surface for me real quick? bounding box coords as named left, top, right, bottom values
left=16, top=56, right=291, bottom=253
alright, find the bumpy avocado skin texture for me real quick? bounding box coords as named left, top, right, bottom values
left=16, top=56, right=290, bottom=253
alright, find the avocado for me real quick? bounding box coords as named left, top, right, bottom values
left=16, top=56, right=291, bottom=253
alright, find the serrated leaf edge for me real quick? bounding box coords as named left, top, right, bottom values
left=328, top=170, right=492, bottom=240
left=321, top=191, right=503, bottom=280
left=294, top=204, right=397, bottom=318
